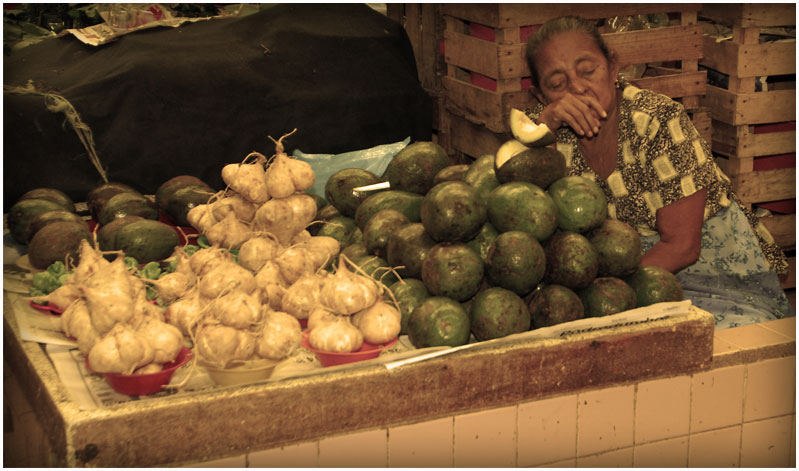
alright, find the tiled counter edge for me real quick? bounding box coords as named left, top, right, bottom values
left=4, top=294, right=717, bottom=467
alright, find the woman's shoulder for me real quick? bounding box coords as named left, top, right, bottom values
left=621, top=83, right=683, bottom=116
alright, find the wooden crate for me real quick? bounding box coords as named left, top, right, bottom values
left=440, top=3, right=706, bottom=135
left=386, top=3, right=444, bottom=95
left=698, top=3, right=796, bottom=259
left=699, top=4, right=796, bottom=130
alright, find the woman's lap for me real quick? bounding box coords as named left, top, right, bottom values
left=641, top=201, right=794, bottom=329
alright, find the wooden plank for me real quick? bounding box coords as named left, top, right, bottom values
left=702, top=85, right=796, bottom=125
left=731, top=168, right=796, bottom=203
left=441, top=4, right=700, bottom=28
left=700, top=3, right=796, bottom=28
left=747, top=132, right=797, bottom=158
left=688, top=108, right=713, bottom=146
left=716, top=154, right=754, bottom=176
left=419, top=3, right=443, bottom=93
left=628, top=70, right=707, bottom=100
left=442, top=76, right=505, bottom=131
left=447, top=25, right=704, bottom=81
left=760, top=213, right=796, bottom=248
left=603, top=25, right=703, bottom=67
left=711, top=120, right=796, bottom=158
left=404, top=3, right=422, bottom=82
left=447, top=111, right=510, bottom=159
left=701, top=37, right=797, bottom=78
left=444, top=30, right=503, bottom=79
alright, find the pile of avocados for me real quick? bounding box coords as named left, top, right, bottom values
left=318, top=139, right=684, bottom=349
left=8, top=130, right=684, bottom=352
left=8, top=175, right=215, bottom=269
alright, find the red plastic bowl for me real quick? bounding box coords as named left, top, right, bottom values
left=301, top=331, right=397, bottom=367
left=29, top=300, right=64, bottom=315
left=85, top=346, right=193, bottom=396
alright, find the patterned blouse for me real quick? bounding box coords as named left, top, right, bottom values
left=527, top=83, right=788, bottom=275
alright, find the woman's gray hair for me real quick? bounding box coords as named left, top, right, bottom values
left=525, top=16, right=612, bottom=88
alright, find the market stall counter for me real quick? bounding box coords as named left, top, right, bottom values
left=4, top=281, right=715, bottom=467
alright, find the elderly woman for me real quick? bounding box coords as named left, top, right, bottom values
left=524, top=15, right=792, bottom=328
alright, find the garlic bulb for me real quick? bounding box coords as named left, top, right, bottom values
left=281, top=274, right=324, bottom=320
left=308, top=316, right=364, bottom=353
left=210, top=288, right=263, bottom=329
left=307, top=306, right=339, bottom=332
left=88, top=323, right=155, bottom=375
left=61, top=298, right=100, bottom=355
left=321, top=258, right=378, bottom=315
left=351, top=299, right=401, bottom=345
left=255, top=310, right=302, bottom=360
left=83, top=257, right=135, bottom=335
left=220, top=159, right=270, bottom=204
left=238, top=236, right=281, bottom=272
left=198, top=260, right=256, bottom=299
left=135, top=316, right=183, bottom=364
left=195, top=323, right=256, bottom=369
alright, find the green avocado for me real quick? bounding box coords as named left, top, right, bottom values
left=114, top=219, right=180, bottom=264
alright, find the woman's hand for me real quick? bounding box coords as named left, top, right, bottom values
left=538, top=92, right=608, bottom=138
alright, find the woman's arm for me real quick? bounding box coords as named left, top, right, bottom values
left=641, top=188, right=707, bottom=273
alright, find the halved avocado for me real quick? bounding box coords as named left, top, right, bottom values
left=509, top=108, right=556, bottom=147
left=494, top=139, right=530, bottom=170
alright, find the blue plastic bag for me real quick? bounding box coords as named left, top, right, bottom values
left=293, top=137, right=410, bottom=202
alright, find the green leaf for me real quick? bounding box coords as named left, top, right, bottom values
left=46, top=261, right=67, bottom=278
left=32, top=271, right=59, bottom=294
left=140, top=262, right=162, bottom=280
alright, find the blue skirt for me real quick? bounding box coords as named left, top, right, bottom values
left=641, top=201, right=794, bottom=330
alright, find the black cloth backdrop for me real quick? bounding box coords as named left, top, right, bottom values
left=3, top=4, right=432, bottom=211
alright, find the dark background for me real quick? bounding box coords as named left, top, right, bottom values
left=4, top=4, right=432, bottom=211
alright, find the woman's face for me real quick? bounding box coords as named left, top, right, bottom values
left=532, top=31, right=619, bottom=113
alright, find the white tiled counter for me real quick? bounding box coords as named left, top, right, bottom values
left=196, top=319, right=796, bottom=468
left=4, top=290, right=794, bottom=467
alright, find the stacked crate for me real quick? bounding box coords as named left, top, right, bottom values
left=386, top=4, right=447, bottom=139
left=698, top=3, right=796, bottom=289
left=436, top=4, right=709, bottom=161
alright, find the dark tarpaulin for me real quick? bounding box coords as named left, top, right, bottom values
left=3, top=4, right=432, bottom=211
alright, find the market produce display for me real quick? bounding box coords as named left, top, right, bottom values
left=33, top=240, right=184, bottom=374
left=14, top=113, right=685, bottom=385
left=314, top=114, right=685, bottom=349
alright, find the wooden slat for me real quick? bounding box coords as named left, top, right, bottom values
left=700, top=3, right=796, bottom=28
left=446, top=25, right=703, bottom=80
left=447, top=111, right=510, bottom=159
left=716, top=154, right=754, bottom=176
left=603, top=25, right=704, bottom=67
left=688, top=108, right=713, bottom=146
left=702, top=85, right=796, bottom=126
left=760, top=213, right=796, bottom=248
left=711, top=120, right=796, bottom=158
left=442, top=76, right=534, bottom=134
left=629, top=70, right=707, bottom=100
left=442, top=76, right=504, bottom=131
left=444, top=30, right=505, bottom=79
left=441, top=3, right=700, bottom=29
left=701, top=36, right=797, bottom=78
left=731, top=168, right=796, bottom=203
left=419, top=3, right=442, bottom=93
